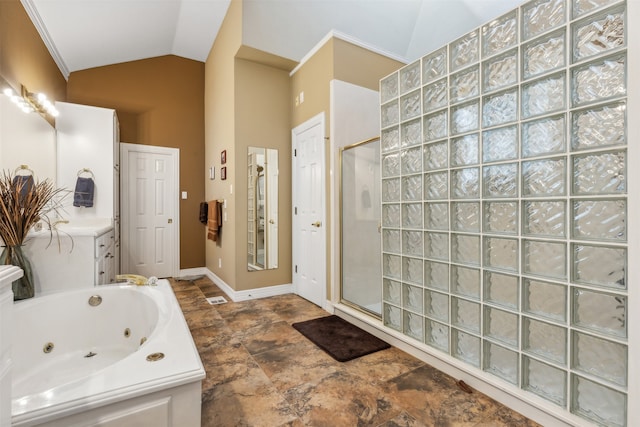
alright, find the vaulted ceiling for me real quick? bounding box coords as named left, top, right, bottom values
left=23, top=0, right=525, bottom=79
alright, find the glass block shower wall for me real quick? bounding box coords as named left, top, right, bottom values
left=379, top=0, right=628, bottom=425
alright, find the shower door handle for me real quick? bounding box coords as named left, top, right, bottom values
left=311, top=221, right=322, bottom=228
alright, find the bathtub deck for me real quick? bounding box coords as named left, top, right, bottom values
left=13, top=346, right=131, bottom=398
left=171, top=277, right=542, bottom=427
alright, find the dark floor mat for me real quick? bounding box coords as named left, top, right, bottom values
left=292, top=315, right=391, bottom=362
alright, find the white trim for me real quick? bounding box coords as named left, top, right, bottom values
left=20, top=0, right=70, bottom=80
left=177, top=267, right=208, bottom=278
left=290, top=29, right=408, bottom=77
left=202, top=268, right=292, bottom=302
left=333, top=303, right=587, bottom=427
left=120, top=143, right=180, bottom=279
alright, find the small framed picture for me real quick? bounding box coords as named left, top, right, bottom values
left=221, top=150, right=227, bottom=164
left=221, top=166, right=227, bottom=180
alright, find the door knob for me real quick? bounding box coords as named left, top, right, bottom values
left=269, top=219, right=275, bottom=224
left=311, top=221, right=322, bottom=227
left=168, top=218, right=173, bottom=224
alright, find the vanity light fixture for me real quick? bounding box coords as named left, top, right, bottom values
left=2, top=85, right=59, bottom=117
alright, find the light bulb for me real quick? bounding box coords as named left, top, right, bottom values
left=37, top=93, right=47, bottom=102
left=3, top=88, right=13, bottom=97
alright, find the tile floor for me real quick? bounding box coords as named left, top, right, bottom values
left=170, top=277, right=540, bottom=427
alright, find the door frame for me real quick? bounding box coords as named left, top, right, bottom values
left=292, top=112, right=327, bottom=308
left=120, top=143, right=180, bottom=278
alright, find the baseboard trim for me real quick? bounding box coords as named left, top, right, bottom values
left=197, top=268, right=293, bottom=302
left=177, top=267, right=208, bottom=277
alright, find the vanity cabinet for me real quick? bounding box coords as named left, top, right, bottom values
left=95, top=229, right=116, bottom=285
left=24, top=224, right=116, bottom=295
left=55, top=102, right=120, bottom=277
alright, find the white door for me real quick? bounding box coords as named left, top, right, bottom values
left=120, top=143, right=179, bottom=278
left=292, top=113, right=326, bottom=307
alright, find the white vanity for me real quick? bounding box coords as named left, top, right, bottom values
left=24, top=219, right=117, bottom=295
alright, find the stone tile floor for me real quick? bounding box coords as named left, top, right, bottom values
left=170, top=277, right=540, bottom=427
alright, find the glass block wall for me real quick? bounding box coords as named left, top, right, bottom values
left=379, top=0, right=628, bottom=425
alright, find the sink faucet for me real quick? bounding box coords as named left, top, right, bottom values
left=51, top=219, right=69, bottom=229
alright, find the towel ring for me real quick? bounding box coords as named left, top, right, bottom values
left=77, top=168, right=95, bottom=179
left=14, top=164, right=34, bottom=176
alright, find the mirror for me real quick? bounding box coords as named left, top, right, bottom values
left=247, top=147, right=278, bottom=271
left=0, top=88, right=57, bottom=182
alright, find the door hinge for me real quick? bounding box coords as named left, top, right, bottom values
left=294, top=207, right=297, bottom=215
left=295, top=265, right=298, bottom=273
left=294, top=149, right=297, bottom=156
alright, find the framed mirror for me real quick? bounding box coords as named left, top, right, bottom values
left=247, top=147, right=278, bottom=271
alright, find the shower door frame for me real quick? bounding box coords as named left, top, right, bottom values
left=339, top=136, right=382, bottom=319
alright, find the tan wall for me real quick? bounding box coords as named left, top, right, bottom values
left=333, top=38, right=404, bottom=91
left=204, top=0, right=243, bottom=287
left=0, top=0, right=66, bottom=109
left=290, top=39, right=334, bottom=132
left=67, top=55, right=206, bottom=269
left=234, top=58, right=291, bottom=290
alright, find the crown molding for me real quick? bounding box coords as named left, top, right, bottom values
left=290, top=29, right=408, bottom=77
left=21, top=0, right=70, bottom=80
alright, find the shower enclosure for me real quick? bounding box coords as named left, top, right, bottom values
left=340, top=138, right=382, bottom=316
left=379, top=0, right=630, bottom=426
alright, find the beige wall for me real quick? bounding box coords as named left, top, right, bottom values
left=291, top=40, right=334, bottom=133
left=333, top=38, right=404, bottom=92
left=234, top=58, right=292, bottom=290
left=204, top=0, right=243, bottom=287
left=67, top=55, right=206, bottom=270
left=205, top=0, right=295, bottom=291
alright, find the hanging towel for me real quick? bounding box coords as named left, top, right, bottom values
left=12, top=175, right=34, bottom=207
left=199, top=201, right=208, bottom=224
left=73, top=177, right=95, bottom=207
left=207, top=200, right=223, bottom=242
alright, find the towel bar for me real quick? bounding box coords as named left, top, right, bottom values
left=14, top=164, right=34, bottom=176
left=77, top=168, right=95, bottom=179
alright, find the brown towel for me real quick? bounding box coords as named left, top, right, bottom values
left=207, top=200, right=223, bottom=241
left=199, top=202, right=208, bottom=224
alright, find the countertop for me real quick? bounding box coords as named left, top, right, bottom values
left=29, top=218, right=114, bottom=238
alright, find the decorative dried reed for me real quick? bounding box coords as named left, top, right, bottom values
left=0, top=171, right=67, bottom=247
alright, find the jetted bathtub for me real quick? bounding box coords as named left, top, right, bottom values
left=11, top=280, right=205, bottom=426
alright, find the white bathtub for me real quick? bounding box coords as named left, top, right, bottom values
left=10, top=280, right=205, bottom=426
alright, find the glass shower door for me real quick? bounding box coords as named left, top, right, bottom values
left=340, top=138, right=382, bottom=316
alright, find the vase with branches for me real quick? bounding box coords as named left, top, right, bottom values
left=0, top=171, right=67, bottom=300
